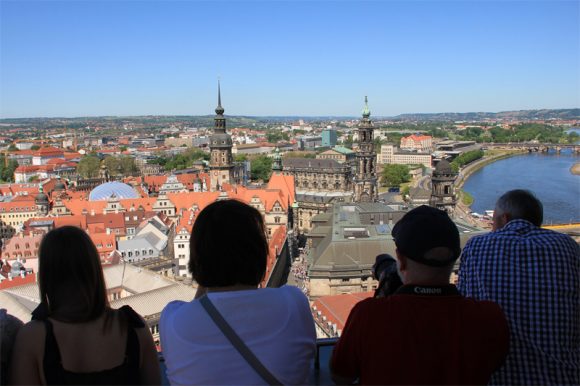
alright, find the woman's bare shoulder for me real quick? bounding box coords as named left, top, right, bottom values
left=19, top=320, right=45, bottom=338
left=14, top=320, right=45, bottom=353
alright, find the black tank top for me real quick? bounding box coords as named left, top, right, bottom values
left=38, top=306, right=143, bottom=385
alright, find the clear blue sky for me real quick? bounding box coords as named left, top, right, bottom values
left=1, top=0, right=578, bottom=118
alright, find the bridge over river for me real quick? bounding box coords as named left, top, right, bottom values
left=482, top=142, right=580, bottom=153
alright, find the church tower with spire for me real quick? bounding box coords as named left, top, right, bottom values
left=209, top=81, right=234, bottom=191
left=353, top=96, right=378, bottom=202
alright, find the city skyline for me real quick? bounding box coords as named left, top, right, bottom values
left=1, top=1, right=579, bottom=118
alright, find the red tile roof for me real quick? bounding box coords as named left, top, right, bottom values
left=312, top=292, right=374, bottom=332
left=0, top=273, right=37, bottom=290
left=262, top=225, right=287, bottom=287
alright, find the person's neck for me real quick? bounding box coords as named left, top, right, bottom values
left=206, top=284, right=258, bottom=293
left=403, top=277, right=451, bottom=287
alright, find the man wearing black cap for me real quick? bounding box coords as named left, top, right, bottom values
left=330, top=205, right=509, bottom=385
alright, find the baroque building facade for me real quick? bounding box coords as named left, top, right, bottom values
left=282, top=157, right=353, bottom=232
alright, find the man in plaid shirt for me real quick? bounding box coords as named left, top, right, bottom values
left=458, top=189, right=580, bottom=385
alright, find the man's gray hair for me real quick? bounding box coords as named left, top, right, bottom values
left=495, top=189, right=543, bottom=226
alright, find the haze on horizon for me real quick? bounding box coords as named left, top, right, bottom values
left=1, top=1, right=578, bottom=119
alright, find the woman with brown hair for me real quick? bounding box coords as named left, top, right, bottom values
left=10, top=226, right=160, bottom=385
left=160, top=199, right=316, bottom=385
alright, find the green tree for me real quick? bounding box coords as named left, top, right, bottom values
left=30, top=144, right=41, bottom=150
left=250, top=155, right=273, bottom=182
left=103, top=156, right=120, bottom=176
left=381, top=164, right=410, bottom=187
left=450, top=150, right=484, bottom=172
left=0, top=157, right=18, bottom=182
left=7, top=144, right=17, bottom=152
left=266, top=130, right=289, bottom=143
left=373, top=137, right=384, bottom=152
left=164, top=148, right=208, bottom=171
left=119, top=156, right=138, bottom=175
left=342, top=135, right=354, bottom=147
left=235, top=154, right=248, bottom=162
left=77, top=155, right=101, bottom=178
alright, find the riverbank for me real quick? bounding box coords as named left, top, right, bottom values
left=571, top=162, right=580, bottom=175
left=454, top=150, right=525, bottom=227
left=455, top=150, right=525, bottom=190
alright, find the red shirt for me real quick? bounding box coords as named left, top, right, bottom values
left=331, top=284, right=509, bottom=385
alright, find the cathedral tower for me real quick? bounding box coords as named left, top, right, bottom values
left=209, top=82, right=234, bottom=191
left=353, top=96, right=378, bottom=202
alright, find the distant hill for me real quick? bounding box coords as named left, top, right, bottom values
left=1, top=108, right=578, bottom=127
left=392, top=109, right=580, bottom=122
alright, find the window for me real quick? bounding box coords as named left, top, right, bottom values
left=274, top=217, right=280, bottom=224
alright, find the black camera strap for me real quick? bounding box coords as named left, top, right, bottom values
left=395, top=284, right=460, bottom=297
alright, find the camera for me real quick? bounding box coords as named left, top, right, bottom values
left=372, top=254, right=403, bottom=298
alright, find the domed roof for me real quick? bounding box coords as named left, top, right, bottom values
left=89, top=181, right=139, bottom=201
left=55, top=180, right=66, bottom=191
left=434, top=159, right=453, bottom=175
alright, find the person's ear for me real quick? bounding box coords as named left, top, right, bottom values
left=395, top=249, right=407, bottom=272
left=502, top=213, right=511, bottom=225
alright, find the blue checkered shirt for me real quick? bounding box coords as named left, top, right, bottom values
left=458, top=219, right=580, bottom=385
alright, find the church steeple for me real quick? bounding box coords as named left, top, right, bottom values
left=209, top=81, right=234, bottom=191
left=214, top=80, right=226, bottom=133
left=215, top=80, right=225, bottom=116
left=353, top=96, right=378, bottom=202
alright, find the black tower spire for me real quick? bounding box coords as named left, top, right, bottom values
left=214, top=80, right=226, bottom=132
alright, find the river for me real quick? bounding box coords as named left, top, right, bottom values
left=463, top=151, right=580, bottom=224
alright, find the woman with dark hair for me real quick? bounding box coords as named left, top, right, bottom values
left=160, top=200, right=316, bottom=385
left=10, top=226, right=160, bottom=385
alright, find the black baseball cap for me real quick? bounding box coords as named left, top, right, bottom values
left=391, top=205, right=461, bottom=267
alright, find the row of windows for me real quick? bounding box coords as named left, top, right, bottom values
left=11, top=242, right=40, bottom=250
left=0, top=207, right=34, bottom=212
left=1, top=213, right=35, bottom=219
left=121, top=249, right=155, bottom=258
